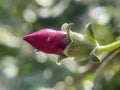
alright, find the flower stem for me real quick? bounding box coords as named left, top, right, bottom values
left=98, top=40, right=120, bottom=54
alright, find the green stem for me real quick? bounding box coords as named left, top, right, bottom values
left=98, top=40, right=120, bottom=54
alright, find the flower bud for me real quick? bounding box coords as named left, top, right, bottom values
left=23, top=28, right=70, bottom=55
left=23, top=23, right=120, bottom=64
left=23, top=23, right=97, bottom=64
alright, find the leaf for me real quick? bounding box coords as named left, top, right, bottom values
left=85, top=23, right=97, bottom=44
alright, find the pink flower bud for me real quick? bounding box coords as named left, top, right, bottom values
left=23, top=29, right=70, bottom=55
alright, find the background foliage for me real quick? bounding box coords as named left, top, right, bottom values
left=0, top=0, right=120, bottom=90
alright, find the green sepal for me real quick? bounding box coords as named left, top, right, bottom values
left=90, top=47, right=101, bottom=62
left=56, top=55, right=67, bottom=65
left=74, top=57, right=87, bottom=62
left=62, top=23, right=92, bottom=58
left=85, top=23, right=98, bottom=45
left=59, top=23, right=100, bottom=64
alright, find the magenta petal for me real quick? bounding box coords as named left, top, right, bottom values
left=23, top=29, right=70, bottom=55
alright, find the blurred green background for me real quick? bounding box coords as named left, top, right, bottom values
left=0, top=0, right=120, bottom=90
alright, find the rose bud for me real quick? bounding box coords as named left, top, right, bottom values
left=23, top=23, right=95, bottom=64
left=23, top=28, right=70, bottom=55
left=23, top=23, right=120, bottom=64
